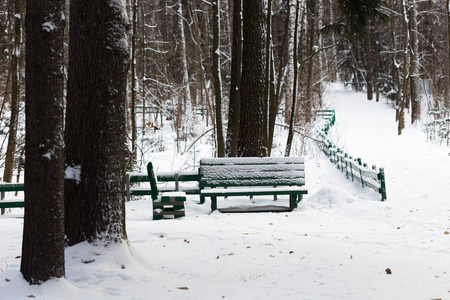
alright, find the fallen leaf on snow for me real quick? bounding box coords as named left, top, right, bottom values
left=176, top=287, right=189, bottom=290
left=444, top=231, right=449, bottom=235
left=385, top=268, right=392, bottom=275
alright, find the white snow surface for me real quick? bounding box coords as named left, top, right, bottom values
left=0, top=84, right=449, bottom=299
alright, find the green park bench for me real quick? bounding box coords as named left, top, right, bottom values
left=199, top=157, right=308, bottom=212
left=146, top=162, right=188, bottom=220
left=0, top=183, right=24, bottom=215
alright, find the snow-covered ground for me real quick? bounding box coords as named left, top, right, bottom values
left=0, top=84, right=449, bottom=299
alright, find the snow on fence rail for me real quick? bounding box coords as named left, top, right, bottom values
left=315, top=110, right=387, bottom=201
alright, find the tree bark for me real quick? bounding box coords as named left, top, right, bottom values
left=213, top=0, right=225, bottom=157
left=304, top=0, right=316, bottom=123
left=130, top=0, right=138, bottom=159
left=226, top=0, right=242, bottom=157
left=285, top=0, right=300, bottom=157
left=238, top=0, right=267, bottom=157
left=409, top=0, right=420, bottom=124
left=365, top=28, right=374, bottom=100
left=65, top=0, right=130, bottom=245
left=262, top=0, right=272, bottom=154
left=21, top=0, right=66, bottom=283
left=3, top=0, right=23, bottom=183
left=284, top=0, right=297, bottom=123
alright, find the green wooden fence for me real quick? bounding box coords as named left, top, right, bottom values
left=316, top=110, right=387, bottom=201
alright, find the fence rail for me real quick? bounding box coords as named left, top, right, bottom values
left=316, top=110, right=387, bottom=201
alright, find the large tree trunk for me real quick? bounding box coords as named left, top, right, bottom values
left=238, top=0, right=267, bottom=157
left=226, top=0, right=242, bottom=157
left=21, top=0, right=66, bottom=283
left=65, top=0, right=130, bottom=245
left=213, top=0, right=225, bottom=157
left=3, top=0, right=23, bottom=183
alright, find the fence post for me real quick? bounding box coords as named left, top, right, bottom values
left=357, top=158, right=364, bottom=188
left=344, top=153, right=349, bottom=179
left=379, top=168, right=387, bottom=201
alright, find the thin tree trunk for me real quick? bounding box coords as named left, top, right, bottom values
left=285, top=0, right=300, bottom=157
left=191, top=0, right=215, bottom=130
left=365, top=27, right=373, bottom=100
left=268, top=3, right=290, bottom=156
left=284, top=0, right=297, bottom=123
left=141, top=0, right=146, bottom=135
left=226, top=0, right=242, bottom=157
left=262, top=0, right=272, bottom=155
left=130, top=0, right=138, bottom=159
left=213, top=0, right=225, bottom=157
left=21, top=0, right=66, bottom=283
left=178, top=1, right=192, bottom=153
left=3, top=0, right=22, bottom=183
left=304, top=0, right=316, bottom=123
left=409, top=0, right=420, bottom=124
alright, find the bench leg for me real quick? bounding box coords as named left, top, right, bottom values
left=200, top=196, right=205, bottom=204
left=1, top=191, right=4, bottom=215
left=289, top=195, right=297, bottom=210
left=211, top=197, right=217, bottom=212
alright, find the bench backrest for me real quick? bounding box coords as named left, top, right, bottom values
left=146, top=162, right=159, bottom=200
left=199, top=157, right=305, bottom=188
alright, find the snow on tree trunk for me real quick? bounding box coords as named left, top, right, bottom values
left=65, top=0, right=130, bottom=245
left=284, top=0, right=297, bottom=124
left=21, top=0, right=66, bottom=283
left=409, top=0, right=420, bottom=124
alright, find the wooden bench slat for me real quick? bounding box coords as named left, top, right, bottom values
left=200, top=157, right=304, bottom=165
left=0, top=183, right=24, bottom=192
left=0, top=201, right=24, bottom=209
left=200, top=164, right=304, bottom=174
left=201, top=187, right=307, bottom=196
left=200, top=170, right=305, bottom=182
left=200, top=178, right=305, bottom=188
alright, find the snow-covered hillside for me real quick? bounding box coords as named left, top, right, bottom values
left=0, top=84, right=449, bottom=299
